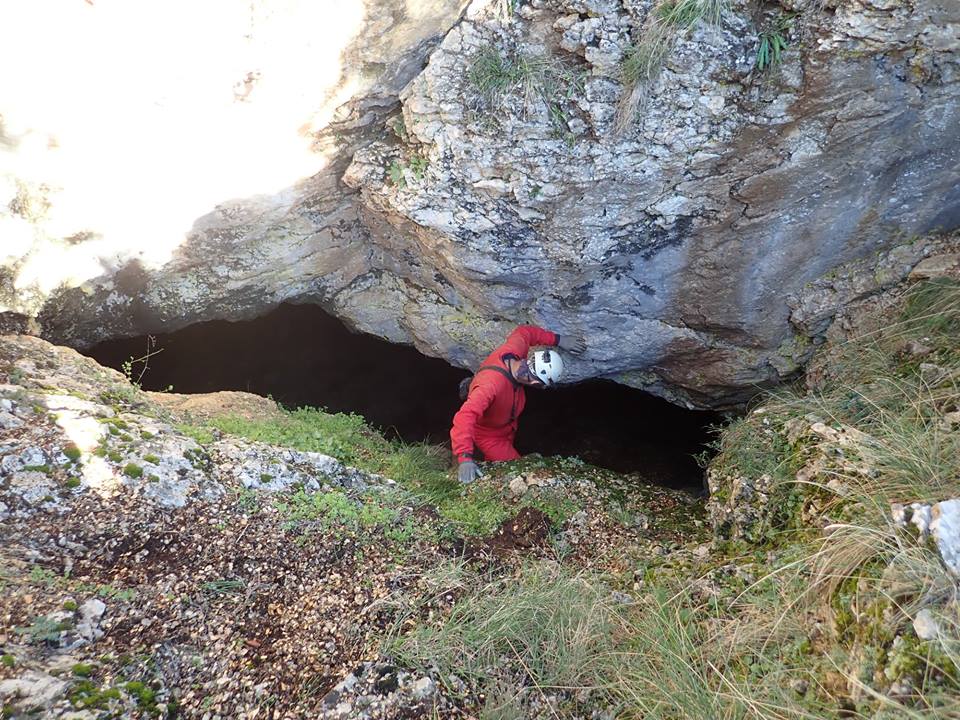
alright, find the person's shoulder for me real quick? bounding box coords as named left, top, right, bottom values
left=475, top=363, right=513, bottom=391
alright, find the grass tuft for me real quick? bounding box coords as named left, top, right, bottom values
left=468, top=44, right=583, bottom=138
left=616, top=0, right=728, bottom=132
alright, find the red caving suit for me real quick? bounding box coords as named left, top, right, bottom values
left=450, top=325, right=558, bottom=465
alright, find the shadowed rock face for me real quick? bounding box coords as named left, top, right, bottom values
left=2, top=0, right=959, bottom=408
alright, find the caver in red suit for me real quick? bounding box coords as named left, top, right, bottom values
left=450, top=325, right=559, bottom=466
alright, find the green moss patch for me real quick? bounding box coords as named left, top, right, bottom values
left=63, top=443, right=82, bottom=461
left=69, top=680, right=121, bottom=710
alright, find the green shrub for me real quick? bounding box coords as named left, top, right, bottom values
left=468, top=44, right=583, bottom=134
left=122, top=463, right=143, bottom=479
left=437, top=485, right=511, bottom=537
left=393, top=561, right=631, bottom=715
left=124, top=681, right=156, bottom=707
left=617, top=0, right=727, bottom=130
left=69, top=681, right=121, bottom=710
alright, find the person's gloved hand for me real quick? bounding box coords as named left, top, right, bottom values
left=557, top=333, right=587, bottom=355
left=458, top=461, right=482, bottom=485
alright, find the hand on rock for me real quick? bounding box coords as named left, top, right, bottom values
left=458, top=461, right=482, bottom=485
left=557, top=333, right=587, bottom=355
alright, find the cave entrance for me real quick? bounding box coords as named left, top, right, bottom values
left=85, top=303, right=720, bottom=491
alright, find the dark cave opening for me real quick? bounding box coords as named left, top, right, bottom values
left=85, top=303, right=721, bottom=491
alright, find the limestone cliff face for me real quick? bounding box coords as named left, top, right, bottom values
left=2, top=0, right=958, bottom=408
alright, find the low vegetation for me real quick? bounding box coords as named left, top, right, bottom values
left=616, top=0, right=728, bottom=130
left=378, top=276, right=960, bottom=718
left=387, top=154, right=428, bottom=188
left=467, top=43, right=583, bottom=140
left=756, top=13, right=794, bottom=71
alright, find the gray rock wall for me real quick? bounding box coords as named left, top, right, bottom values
left=2, top=0, right=958, bottom=408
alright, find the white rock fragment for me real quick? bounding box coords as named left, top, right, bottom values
left=913, top=608, right=939, bottom=641
left=509, top=476, right=529, bottom=497
left=9, top=471, right=56, bottom=506
left=77, top=598, right=107, bottom=642
left=0, top=411, right=22, bottom=429
left=931, top=499, right=960, bottom=577
left=893, top=498, right=960, bottom=578
left=409, top=677, right=435, bottom=700
left=47, top=394, right=108, bottom=451
left=699, top=95, right=725, bottom=115
left=0, top=671, right=68, bottom=710
left=911, top=504, right=932, bottom=536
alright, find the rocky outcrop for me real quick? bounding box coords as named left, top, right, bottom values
left=2, top=0, right=958, bottom=407
left=0, top=334, right=387, bottom=519
left=707, top=246, right=960, bottom=542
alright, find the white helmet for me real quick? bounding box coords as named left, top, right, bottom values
left=527, top=348, right=564, bottom=386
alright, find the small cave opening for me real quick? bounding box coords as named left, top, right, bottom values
left=85, top=303, right=721, bottom=491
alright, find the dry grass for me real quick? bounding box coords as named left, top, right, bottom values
left=615, top=0, right=728, bottom=132
left=468, top=44, right=582, bottom=126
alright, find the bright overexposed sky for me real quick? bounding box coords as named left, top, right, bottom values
left=1, top=0, right=365, bottom=292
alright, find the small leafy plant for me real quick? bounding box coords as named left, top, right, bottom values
left=756, top=14, right=793, bottom=71
left=388, top=160, right=406, bottom=188
left=387, top=155, right=428, bottom=187
left=408, top=155, right=428, bottom=181
left=14, top=615, right=68, bottom=644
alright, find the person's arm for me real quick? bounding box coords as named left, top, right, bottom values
left=501, top=325, right=559, bottom=357
left=450, top=381, right=499, bottom=463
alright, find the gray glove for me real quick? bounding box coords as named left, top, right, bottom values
left=557, top=333, right=587, bottom=355
left=458, top=461, right=482, bottom=485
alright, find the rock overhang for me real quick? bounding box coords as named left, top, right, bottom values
left=1, top=0, right=958, bottom=409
